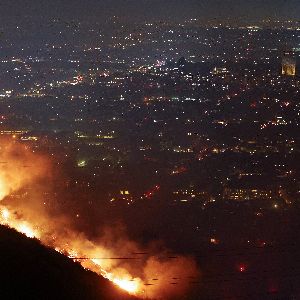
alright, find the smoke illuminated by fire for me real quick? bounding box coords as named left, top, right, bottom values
left=0, top=139, right=199, bottom=299
left=0, top=207, right=38, bottom=238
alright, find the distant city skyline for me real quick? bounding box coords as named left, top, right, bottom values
left=1, top=0, right=300, bottom=22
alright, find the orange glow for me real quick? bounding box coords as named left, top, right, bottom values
left=0, top=203, right=142, bottom=295
left=17, top=223, right=37, bottom=238
left=112, top=278, right=139, bottom=294
left=0, top=139, right=200, bottom=299
left=0, top=205, right=39, bottom=239
left=0, top=179, right=9, bottom=200
left=1, top=207, right=10, bottom=221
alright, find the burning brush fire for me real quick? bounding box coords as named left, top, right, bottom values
left=0, top=204, right=141, bottom=294
left=0, top=140, right=199, bottom=299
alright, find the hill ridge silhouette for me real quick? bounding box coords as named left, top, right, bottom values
left=0, top=224, right=137, bottom=300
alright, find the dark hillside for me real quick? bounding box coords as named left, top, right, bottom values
left=0, top=225, right=137, bottom=300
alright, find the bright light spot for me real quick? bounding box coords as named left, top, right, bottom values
left=77, top=160, right=87, bottom=167
left=113, top=278, right=139, bottom=294
left=18, top=223, right=36, bottom=238
left=1, top=208, right=10, bottom=221
left=91, top=258, right=102, bottom=266
left=210, top=238, right=220, bottom=245
left=239, top=264, right=246, bottom=272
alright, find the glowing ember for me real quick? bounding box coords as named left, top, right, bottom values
left=112, top=278, right=139, bottom=294
left=81, top=259, right=141, bottom=294
left=1, top=208, right=10, bottom=222
left=0, top=207, right=39, bottom=239
left=18, top=223, right=37, bottom=238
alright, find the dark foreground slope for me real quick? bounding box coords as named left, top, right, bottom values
left=0, top=225, right=137, bottom=300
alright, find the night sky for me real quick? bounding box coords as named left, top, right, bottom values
left=1, top=0, right=300, bottom=22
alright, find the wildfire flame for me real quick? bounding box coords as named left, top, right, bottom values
left=0, top=203, right=141, bottom=295
left=0, top=207, right=39, bottom=239
left=0, top=140, right=199, bottom=299
left=112, top=278, right=139, bottom=294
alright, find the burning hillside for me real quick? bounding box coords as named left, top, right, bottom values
left=0, top=224, right=137, bottom=300
left=0, top=139, right=199, bottom=299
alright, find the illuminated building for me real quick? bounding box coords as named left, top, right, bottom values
left=0, top=130, right=28, bottom=136
left=223, top=188, right=275, bottom=201
left=110, top=190, right=133, bottom=204
left=282, top=52, right=296, bottom=76
left=211, top=67, right=230, bottom=76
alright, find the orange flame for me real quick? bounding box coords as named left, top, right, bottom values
left=0, top=204, right=142, bottom=295
left=0, top=140, right=199, bottom=298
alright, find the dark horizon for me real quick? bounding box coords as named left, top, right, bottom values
left=1, top=0, right=300, bottom=22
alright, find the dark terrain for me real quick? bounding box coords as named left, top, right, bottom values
left=0, top=225, right=136, bottom=300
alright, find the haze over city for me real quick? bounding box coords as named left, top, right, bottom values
left=0, top=1, right=299, bottom=299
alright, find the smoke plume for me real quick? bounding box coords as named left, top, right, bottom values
left=0, top=138, right=200, bottom=299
